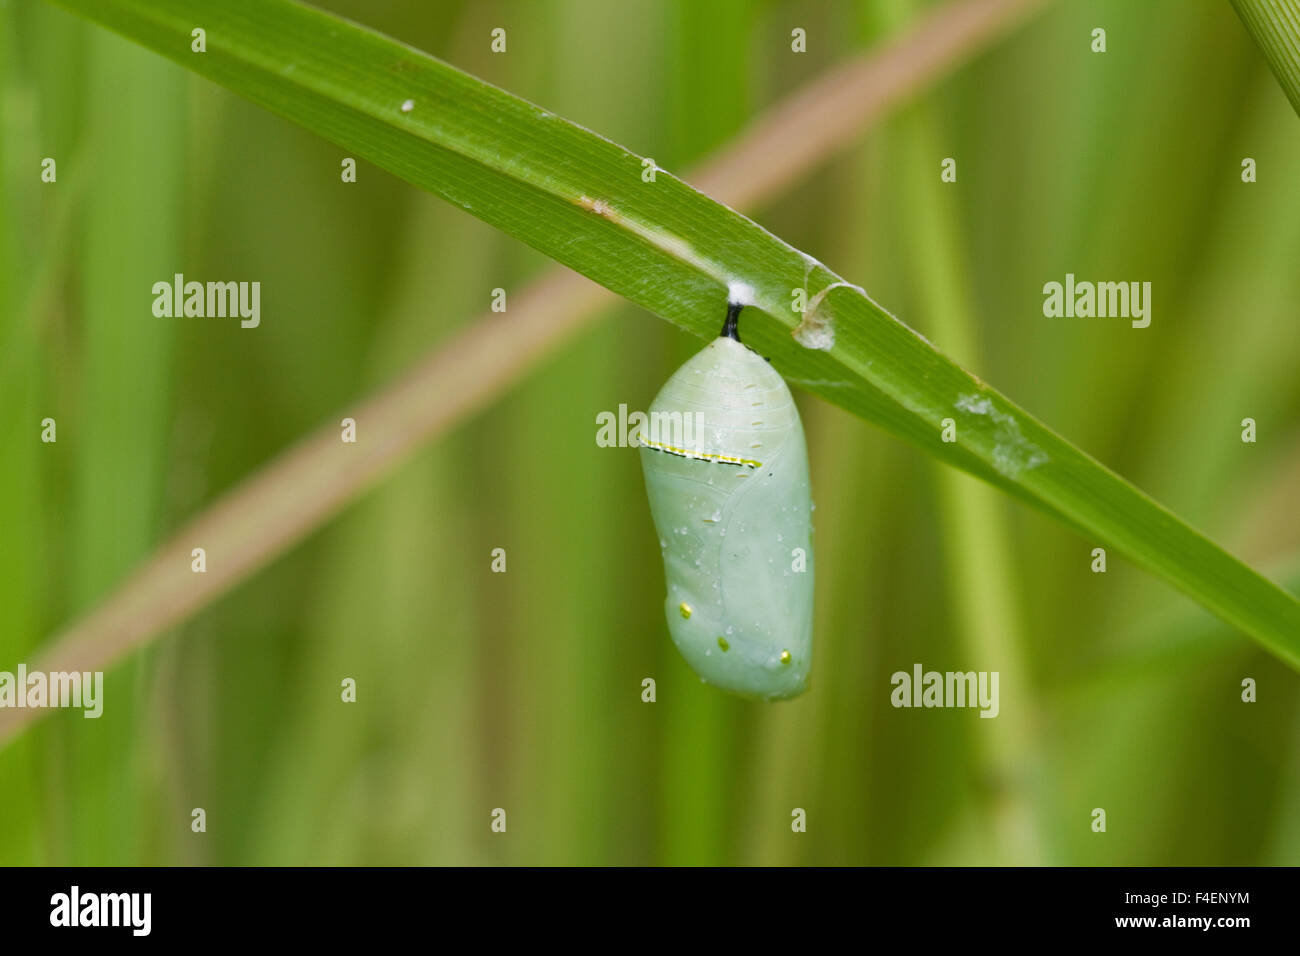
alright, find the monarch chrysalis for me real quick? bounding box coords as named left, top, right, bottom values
left=639, top=292, right=814, bottom=700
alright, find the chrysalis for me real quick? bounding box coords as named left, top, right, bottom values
left=639, top=293, right=814, bottom=700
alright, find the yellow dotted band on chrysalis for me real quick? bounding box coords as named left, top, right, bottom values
left=639, top=437, right=762, bottom=469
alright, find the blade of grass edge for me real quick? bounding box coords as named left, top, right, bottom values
left=1231, top=0, right=1300, bottom=116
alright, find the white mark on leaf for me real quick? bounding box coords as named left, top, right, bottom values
left=954, top=393, right=1049, bottom=478
left=728, top=280, right=756, bottom=307
left=792, top=280, right=861, bottom=350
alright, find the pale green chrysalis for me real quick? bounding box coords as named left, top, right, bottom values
left=639, top=294, right=814, bottom=700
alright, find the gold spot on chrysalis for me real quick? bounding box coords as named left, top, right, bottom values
left=679, top=603, right=692, bottom=619
left=717, top=637, right=730, bottom=652
left=780, top=650, right=791, bottom=664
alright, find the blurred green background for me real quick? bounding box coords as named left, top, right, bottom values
left=2, top=0, right=1299, bottom=865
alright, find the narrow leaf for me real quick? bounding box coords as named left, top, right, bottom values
left=1233, top=0, right=1300, bottom=117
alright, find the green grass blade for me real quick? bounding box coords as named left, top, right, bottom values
left=1232, top=0, right=1300, bottom=116
left=46, top=0, right=1300, bottom=667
